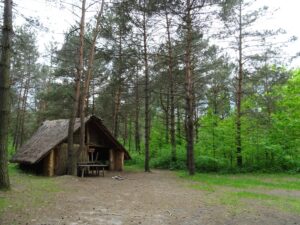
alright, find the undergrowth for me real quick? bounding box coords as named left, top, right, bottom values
left=127, top=146, right=300, bottom=173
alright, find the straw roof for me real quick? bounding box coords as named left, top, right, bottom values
left=11, top=115, right=130, bottom=164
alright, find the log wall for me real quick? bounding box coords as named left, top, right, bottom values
left=114, top=151, right=124, bottom=171
left=43, top=149, right=55, bottom=176
left=54, top=144, right=68, bottom=175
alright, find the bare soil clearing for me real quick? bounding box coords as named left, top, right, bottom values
left=1, top=170, right=300, bottom=225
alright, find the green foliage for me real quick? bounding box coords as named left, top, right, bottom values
left=195, top=156, right=226, bottom=172
left=125, top=151, right=144, bottom=168
left=7, top=136, right=14, bottom=159
left=126, top=68, right=300, bottom=173
left=36, top=82, right=73, bottom=120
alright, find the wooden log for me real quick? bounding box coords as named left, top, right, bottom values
left=109, top=149, right=114, bottom=170
left=43, top=149, right=55, bottom=176
left=115, top=151, right=124, bottom=171
left=120, top=151, right=124, bottom=171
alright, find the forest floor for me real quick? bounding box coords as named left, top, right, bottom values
left=1, top=165, right=300, bottom=225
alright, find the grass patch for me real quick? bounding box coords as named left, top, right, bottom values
left=0, top=197, right=7, bottom=211
left=178, top=171, right=300, bottom=190
left=188, top=183, right=215, bottom=192
left=0, top=164, right=61, bottom=219
left=179, top=171, right=300, bottom=214
left=237, top=191, right=279, bottom=200
left=222, top=191, right=300, bottom=214
left=125, top=164, right=144, bottom=172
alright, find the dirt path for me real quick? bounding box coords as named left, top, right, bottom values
left=2, top=170, right=300, bottom=225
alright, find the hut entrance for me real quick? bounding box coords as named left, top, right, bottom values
left=87, top=146, right=110, bottom=165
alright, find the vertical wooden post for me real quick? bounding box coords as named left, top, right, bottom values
left=119, top=151, right=124, bottom=171
left=109, top=149, right=114, bottom=171
left=43, top=149, right=55, bottom=176
left=49, top=150, right=55, bottom=176
left=86, top=123, right=90, bottom=145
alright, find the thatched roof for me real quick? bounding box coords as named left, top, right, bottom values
left=11, top=115, right=130, bottom=164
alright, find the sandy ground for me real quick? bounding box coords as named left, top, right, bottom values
left=2, top=170, right=300, bottom=225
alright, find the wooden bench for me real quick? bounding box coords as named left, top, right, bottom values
left=77, top=163, right=108, bottom=178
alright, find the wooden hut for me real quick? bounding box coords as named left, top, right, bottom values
left=11, top=115, right=131, bottom=176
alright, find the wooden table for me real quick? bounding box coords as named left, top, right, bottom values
left=77, top=163, right=108, bottom=178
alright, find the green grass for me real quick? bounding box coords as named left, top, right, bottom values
left=188, top=183, right=215, bottom=192
left=0, top=164, right=61, bottom=218
left=178, top=171, right=300, bottom=190
left=0, top=197, right=7, bottom=211
left=124, top=164, right=144, bottom=172
left=220, top=191, right=300, bottom=214
left=179, top=171, right=300, bottom=214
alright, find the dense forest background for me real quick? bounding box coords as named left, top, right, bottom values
left=4, top=0, right=300, bottom=175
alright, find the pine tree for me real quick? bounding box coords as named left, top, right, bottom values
left=0, top=0, right=12, bottom=189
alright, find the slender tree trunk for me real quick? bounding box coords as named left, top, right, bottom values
left=212, top=91, right=217, bottom=158
left=134, top=70, right=141, bottom=153
left=67, top=0, right=86, bottom=176
left=14, top=77, right=29, bottom=149
left=0, top=0, right=12, bottom=189
left=159, top=89, right=169, bottom=144
left=165, top=91, right=170, bottom=144
left=19, top=83, right=29, bottom=146
left=19, top=70, right=30, bottom=147
left=176, top=104, right=182, bottom=145
left=194, top=107, right=200, bottom=143
left=123, top=112, right=128, bottom=146
left=79, top=0, right=104, bottom=159
left=184, top=0, right=195, bottom=175
left=236, top=1, right=243, bottom=168
left=13, top=76, right=24, bottom=149
left=92, top=78, right=95, bottom=115
left=142, top=6, right=150, bottom=172
left=113, top=85, right=122, bottom=138
left=128, top=116, right=132, bottom=151
left=113, top=30, right=124, bottom=138
left=165, top=3, right=177, bottom=163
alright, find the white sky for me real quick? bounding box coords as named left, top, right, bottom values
left=13, top=0, right=300, bottom=68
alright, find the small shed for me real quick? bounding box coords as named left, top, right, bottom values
left=11, top=115, right=131, bottom=176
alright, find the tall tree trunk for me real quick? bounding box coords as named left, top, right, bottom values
left=13, top=76, right=25, bottom=149
left=113, top=31, right=124, bottom=139
left=79, top=0, right=104, bottom=159
left=159, top=89, right=169, bottom=144
left=67, top=0, right=86, bottom=176
left=185, top=0, right=195, bottom=175
left=165, top=1, right=176, bottom=163
left=113, top=85, right=122, bottom=138
left=123, top=112, right=128, bottom=146
left=236, top=1, right=243, bottom=168
left=194, top=107, right=200, bottom=143
left=134, top=69, right=141, bottom=153
left=19, top=64, right=31, bottom=147
left=19, top=78, right=30, bottom=146
left=176, top=104, right=182, bottom=145
left=165, top=91, right=170, bottom=144
left=212, top=89, right=217, bottom=158
left=14, top=77, right=30, bottom=149
left=128, top=116, right=132, bottom=151
left=0, top=0, right=12, bottom=189
left=92, top=78, right=95, bottom=115
left=142, top=5, right=150, bottom=172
